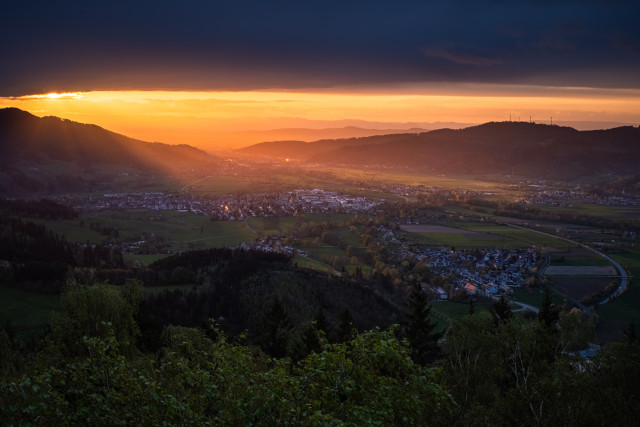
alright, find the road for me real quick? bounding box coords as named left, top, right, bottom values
left=178, top=175, right=213, bottom=192
left=506, top=223, right=629, bottom=305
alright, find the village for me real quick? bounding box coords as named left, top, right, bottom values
left=70, top=189, right=380, bottom=219
left=407, top=246, right=539, bottom=300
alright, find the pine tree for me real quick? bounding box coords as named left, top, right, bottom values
left=538, top=287, right=560, bottom=330
left=402, top=281, right=440, bottom=365
left=261, top=299, right=292, bottom=358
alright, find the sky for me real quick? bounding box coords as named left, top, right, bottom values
left=1, top=0, right=639, bottom=149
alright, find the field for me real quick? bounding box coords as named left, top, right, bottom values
left=545, top=266, right=617, bottom=276
left=549, top=247, right=610, bottom=267
left=318, top=167, right=518, bottom=193
left=596, top=248, right=640, bottom=323
left=82, top=210, right=256, bottom=251
left=400, top=222, right=573, bottom=250
left=550, top=276, right=616, bottom=301
left=30, top=218, right=107, bottom=243
left=246, top=213, right=355, bottom=236
left=511, top=287, right=564, bottom=307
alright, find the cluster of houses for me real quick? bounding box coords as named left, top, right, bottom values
left=69, top=189, right=379, bottom=219
left=516, top=188, right=640, bottom=207
left=403, top=247, right=539, bottom=299
left=236, top=236, right=300, bottom=257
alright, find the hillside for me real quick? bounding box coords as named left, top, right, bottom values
left=240, top=122, right=640, bottom=179
left=0, top=108, right=219, bottom=195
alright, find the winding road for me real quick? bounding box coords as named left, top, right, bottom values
left=506, top=223, right=629, bottom=305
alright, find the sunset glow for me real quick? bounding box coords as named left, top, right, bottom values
left=2, top=86, right=639, bottom=151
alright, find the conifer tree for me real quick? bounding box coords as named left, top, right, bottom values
left=261, top=298, right=292, bottom=358
left=402, top=281, right=440, bottom=365
left=336, top=308, right=356, bottom=342
left=538, top=287, right=560, bottom=330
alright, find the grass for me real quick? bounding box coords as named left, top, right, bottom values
left=143, top=284, right=197, bottom=295
left=29, top=218, right=107, bottom=243
left=401, top=222, right=578, bottom=250
left=511, top=287, right=564, bottom=308
left=0, top=287, right=63, bottom=340
left=536, top=202, right=640, bottom=220
left=596, top=248, right=640, bottom=323
left=84, top=210, right=256, bottom=250
left=549, top=253, right=611, bottom=267
left=462, top=223, right=576, bottom=249
left=429, top=298, right=496, bottom=332
left=294, top=255, right=336, bottom=274
left=123, top=253, right=169, bottom=266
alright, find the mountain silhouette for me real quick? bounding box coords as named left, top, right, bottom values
left=240, top=121, right=640, bottom=179
left=0, top=108, right=219, bottom=195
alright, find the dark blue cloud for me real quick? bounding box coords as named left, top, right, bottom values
left=1, top=0, right=638, bottom=95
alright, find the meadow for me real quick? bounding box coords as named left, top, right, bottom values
left=400, top=222, right=574, bottom=250
left=595, top=248, right=640, bottom=323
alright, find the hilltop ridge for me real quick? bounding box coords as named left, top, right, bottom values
left=240, top=121, right=640, bottom=180
left=0, top=108, right=219, bottom=196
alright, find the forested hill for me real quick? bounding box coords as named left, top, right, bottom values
left=240, top=121, right=640, bottom=179
left=0, top=108, right=219, bottom=195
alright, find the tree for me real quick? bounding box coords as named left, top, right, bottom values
left=313, top=307, right=331, bottom=337
left=336, top=308, right=356, bottom=343
left=538, top=287, right=560, bottom=330
left=43, top=280, right=143, bottom=362
left=260, top=298, right=292, bottom=358
left=402, top=281, right=440, bottom=365
left=491, top=295, right=513, bottom=327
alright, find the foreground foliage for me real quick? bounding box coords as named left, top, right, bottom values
left=1, top=282, right=639, bottom=425
left=1, top=326, right=453, bottom=425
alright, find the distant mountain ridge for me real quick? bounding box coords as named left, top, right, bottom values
left=0, top=108, right=219, bottom=196
left=212, top=126, right=434, bottom=149
left=240, top=121, right=640, bottom=179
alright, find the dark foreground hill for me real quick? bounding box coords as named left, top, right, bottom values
left=0, top=108, right=219, bottom=195
left=240, top=121, right=640, bottom=180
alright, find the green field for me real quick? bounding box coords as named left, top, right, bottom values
left=429, top=298, right=496, bottom=333
left=402, top=222, right=572, bottom=250
left=82, top=210, right=256, bottom=250
left=511, top=287, right=565, bottom=307
left=123, top=253, right=169, bottom=266
left=246, top=213, right=356, bottom=237
left=549, top=252, right=610, bottom=267
left=596, top=248, right=640, bottom=323
left=535, top=202, right=640, bottom=219
left=0, top=287, right=63, bottom=340
left=295, top=255, right=336, bottom=274
left=30, top=218, right=107, bottom=243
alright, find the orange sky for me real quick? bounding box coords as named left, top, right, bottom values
left=2, top=86, right=639, bottom=151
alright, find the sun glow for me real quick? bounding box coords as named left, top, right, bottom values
left=37, top=92, right=83, bottom=100
left=1, top=86, right=639, bottom=151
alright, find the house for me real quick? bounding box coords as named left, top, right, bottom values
left=464, top=283, right=477, bottom=295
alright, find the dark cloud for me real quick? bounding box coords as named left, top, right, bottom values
left=1, top=0, right=639, bottom=95
left=421, top=45, right=504, bottom=66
